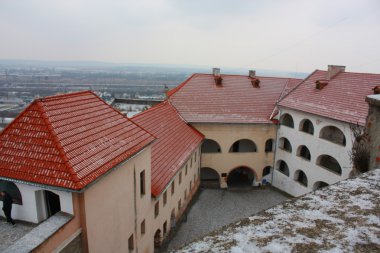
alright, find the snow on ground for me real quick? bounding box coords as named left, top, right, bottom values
left=175, top=169, right=380, bottom=253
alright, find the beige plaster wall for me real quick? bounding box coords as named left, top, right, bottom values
left=193, top=123, right=276, bottom=187
left=83, top=146, right=152, bottom=253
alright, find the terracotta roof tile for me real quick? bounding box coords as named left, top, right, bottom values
left=168, top=74, right=301, bottom=124
left=279, top=70, right=380, bottom=125
left=132, top=101, right=204, bottom=197
left=0, top=91, right=155, bottom=190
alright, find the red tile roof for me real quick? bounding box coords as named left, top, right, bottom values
left=0, top=91, right=155, bottom=190
left=132, top=101, right=204, bottom=197
left=279, top=70, right=380, bottom=126
left=168, top=74, right=301, bottom=124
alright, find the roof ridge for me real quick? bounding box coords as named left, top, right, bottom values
left=167, top=73, right=198, bottom=97
left=40, top=90, right=92, bottom=101
left=36, top=101, right=81, bottom=187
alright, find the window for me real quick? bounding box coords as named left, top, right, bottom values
left=140, top=170, right=145, bottom=196
left=184, top=189, right=187, bottom=200
left=294, top=170, right=308, bottom=187
left=265, top=139, right=274, bottom=152
left=195, top=152, right=197, bottom=162
left=297, top=145, right=311, bottom=161
left=280, top=113, right=294, bottom=128
left=279, top=137, right=292, bottom=153
left=316, top=155, right=342, bottom=175
left=276, top=160, right=290, bottom=177
left=229, top=139, right=257, bottom=153
left=179, top=172, right=182, bottom=185
left=163, top=191, right=167, bottom=206
left=178, top=199, right=181, bottom=211
left=299, top=119, right=314, bottom=135
left=201, top=139, right=222, bottom=153
left=128, top=235, right=134, bottom=251
left=194, top=174, right=196, bottom=183
left=141, top=220, right=146, bottom=235
left=319, top=126, right=346, bottom=146
left=155, top=202, right=159, bottom=218
left=163, top=221, right=167, bottom=235
left=191, top=157, right=193, bottom=167
left=190, top=180, right=192, bottom=191
left=171, top=182, right=175, bottom=195
left=185, top=165, right=188, bottom=175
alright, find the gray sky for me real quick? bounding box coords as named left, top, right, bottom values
left=0, top=0, right=379, bottom=73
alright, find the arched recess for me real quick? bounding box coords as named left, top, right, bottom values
left=227, top=166, right=255, bottom=188
left=0, top=180, right=22, bottom=205
left=299, top=119, right=314, bottom=135
left=278, top=137, right=292, bottom=153
left=275, top=160, right=289, bottom=177
left=313, top=181, right=329, bottom=190
left=265, top=139, right=274, bottom=152
left=200, top=167, right=220, bottom=188
left=316, top=155, right=342, bottom=175
left=229, top=139, right=257, bottom=153
left=319, top=126, right=346, bottom=146
left=294, top=170, right=308, bottom=187
left=262, top=166, right=272, bottom=177
left=201, top=139, right=222, bottom=153
left=280, top=113, right=294, bottom=128
left=296, top=145, right=311, bottom=161
left=154, top=229, right=162, bottom=249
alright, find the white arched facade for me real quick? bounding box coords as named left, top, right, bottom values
left=273, top=108, right=353, bottom=197
left=0, top=181, right=73, bottom=223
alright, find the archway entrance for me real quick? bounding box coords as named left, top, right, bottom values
left=154, top=229, right=162, bottom=249
left=227, top=167, right=255, bottom=188
left=45, top=191, right=61, bottom=218
left=200, top=167, right=220, bottom=188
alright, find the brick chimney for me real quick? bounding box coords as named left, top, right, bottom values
left=249, top=70, right=256, bottom=78
left=327, top=65, right=345, bottom=80
left=213, top=68, right=222, bottom=85
left=373, top=86, right=380, bottom=94
left=248, top=70, right=260, bottom=88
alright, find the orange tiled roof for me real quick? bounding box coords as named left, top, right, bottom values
left=0, top=91, right=155, bottom=190
left=279, top=70, right=380, bottom=125
left=168, top=74, right=301, bottom=124
left=132, top=101, right=204, bottom=197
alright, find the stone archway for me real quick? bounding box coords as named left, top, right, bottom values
left=227, top=166, right=255, bottom=188
left=200, top=167, right=220, bottom=188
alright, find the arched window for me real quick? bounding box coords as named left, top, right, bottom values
left=262, top=166, right=272, bottom=177
left=265, top=139, right=274, bottom=152
left=319, top=126, right=346, bottom=146
left=278, top=137, right=292, bottom=153
left=294, top=170, right=308, bottom=187
left=229, top=139, right=257, bottom=153
left=316, top=155, right=342, bottom=175
left=0, top=180, right=22, bottom=205
left=299, top=119, right=314, bottom=135
left=313, top=181, right=329, bottom=190
left=276, top=160, right=289, bottom=176
left=201, top=139, right=222, bottom=153
left=280, top=113, right=294, bottom=128
left=296, top=145, right=311, bottom=161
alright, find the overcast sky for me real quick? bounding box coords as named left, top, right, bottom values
left=0, top=0, right=379, bottom=73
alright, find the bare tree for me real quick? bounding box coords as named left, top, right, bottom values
left=349, top=123, right=370, bottom=177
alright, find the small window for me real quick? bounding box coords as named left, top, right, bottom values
left=171, top=182, right=175, bottom=195
left=179, top=172, right=182, bottom=185
left=128, top=235, right=134, bottom=251
left=194, top=174, right=196, bottom=183
left=195, top=152, right=197, bottom=162
left=140, top=170, right=145, bottom=196
left=191, top=158, right=193, bottom=167
left=163, top=191, right=167, bottom=206
left=265, top=139, right=274, bottom=152
left=184, top=189, right=187, bottom=200
left=185, top=165, right=188, bottom=175
left=178, top=199, right=181, bottom=211
left=163, top=221, right=167, bottom=235
left=190, top=180, right=192, bottom=191
left=155, top=202, right=159, bottom=218
left=141, top=220, right=146, bottom=235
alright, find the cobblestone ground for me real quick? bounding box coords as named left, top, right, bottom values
left=0, top=217, right=35, bottom=252
left=165, top=186, right=290, bottom=252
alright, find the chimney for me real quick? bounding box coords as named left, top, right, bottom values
left=327, top=65, right=345, bottom=80
left=248, top=70, right=256, bottom=78
left=374, top=86, right=380, bottom=94
left=213, top=68, right=222, bottom=85
left=248, top=70, right=260, bottom=87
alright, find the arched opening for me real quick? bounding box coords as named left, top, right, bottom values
left=299, top=119, right=314, bottom=135
left=0, top=180, right=22, bottom=205
left=296, top=145, right=311, bottom=161
left=154, top=229, right=162, bottom=249
left=229, top=139, right=257, bottom=153
left=280, top=113, right=294, bottom=128
left=45, top=190, right=61, bottom=218
left=294, top=170, right=308, bottom=187
left=262, top=166, right=272, bottom=177
left=316, top=155, right=342, bottom=175
left=276, top=160, right=289, bottom=176
left=319, top=126, right=346, bottom=146
left=227, top=167, right=255, bottom=188
left=200, top=167, right=220, bottom=188
left=265, top=139, right=274, bottom=152
left=313, top=181, right=329, bottom=190
left=278, top=137, right=292, bottom=153
left=201, top=139, right=222, bottom=153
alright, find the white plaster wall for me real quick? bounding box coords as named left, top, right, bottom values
left=273, top=108, right=354, bottom=196
left=1, top=182, right=73, bottom=223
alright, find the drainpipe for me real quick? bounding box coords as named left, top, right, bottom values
left=133, top=166, right=138, bottom=253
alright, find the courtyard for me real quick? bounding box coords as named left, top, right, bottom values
left=165, top=186, right=290, bottom=252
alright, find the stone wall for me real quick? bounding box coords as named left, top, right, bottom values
left=366, top=94, right=380, bottom=169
